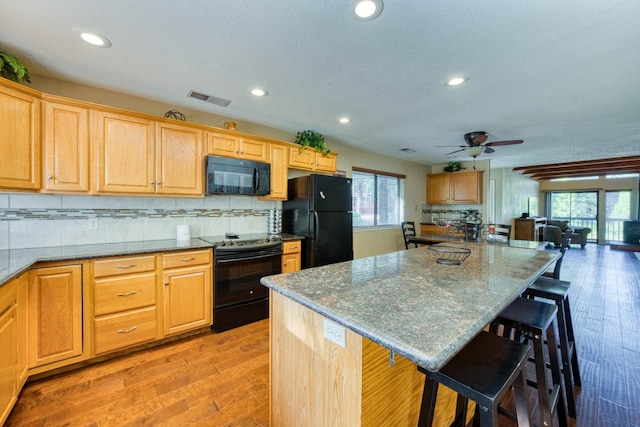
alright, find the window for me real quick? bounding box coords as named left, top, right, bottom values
left=352, top=167, right=405, bottom=227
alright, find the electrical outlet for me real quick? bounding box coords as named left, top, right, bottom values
left=88, top=218, right=99, bottom=230
left=323, top=319, right=346, bottom=348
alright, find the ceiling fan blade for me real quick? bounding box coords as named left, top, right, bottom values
left=446, top=148, right=466, bottom=156
left=484, top=146, right=495, bottom=154
left=485, top=139, right=523, bottom=147
left=437, top=145, right=466, bottom=148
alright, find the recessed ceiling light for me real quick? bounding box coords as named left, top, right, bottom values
left=446, top=77, right=467, bottom=86
left=339, top=117, right=351, bottom=124
left=353, top=0, right=383, bottom=20
left=250, top=88, right=268, bottom=97
left=74, top=29, right=112, bottom=48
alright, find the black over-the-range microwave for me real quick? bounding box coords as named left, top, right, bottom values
left=205, top=155, right=271, bottom=196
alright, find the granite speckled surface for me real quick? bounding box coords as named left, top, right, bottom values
left=0, top=233, right=303, bottom=287
left=261, top=242, right=559, bottom=371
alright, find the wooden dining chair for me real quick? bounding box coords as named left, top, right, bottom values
left=401, top=221, right=418, bottom=249
left=493, top=224, right=512, bottom=240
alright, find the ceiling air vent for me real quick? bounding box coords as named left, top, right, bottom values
left=187, top=90, right=231, bottom=107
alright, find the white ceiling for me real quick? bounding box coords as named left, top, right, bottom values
left=1, top=0, right=639, bottom=168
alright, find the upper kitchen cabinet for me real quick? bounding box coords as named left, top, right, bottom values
left=42, top=96, right=89, bottom=193
left=288, top=148, right=337, bottom=173
left=94, top=110, right=155, bottom=194
left=206, top=131, right=268, bottom=162
left=94, top=110, right=204, bottom=196
left=0, top=80, right=41, bottom=191
left=156, top=122, right=203, bottom=196
left=259, top=143, right=288, bottom=201
left=426, top=170, right=483, bottom=204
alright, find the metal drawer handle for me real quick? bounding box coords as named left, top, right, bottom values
left=117, top=326, right=137, bottom=334
left=116, top=264, right=137, bottom=269
left=116, top=291, right=138, bottom=297
left=180, top=257, right=196, bottom=262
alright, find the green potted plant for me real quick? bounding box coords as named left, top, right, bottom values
left=0, top=51, right=31, bottom=83
left=443, top=162, right=464, bottom=173
left=294, top=130, right=330, bottom=156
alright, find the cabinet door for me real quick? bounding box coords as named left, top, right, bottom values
left=260, top=144, right=288, bottom=200
left=240, top=137, right=268, bottom=162
left=156, top=122, right=203, bottom=196
left=315, top=153, right=336, bottom=173
left=28, top=265, right=83, bottom=368
left=426, top=173, right=450, bottom=204
left=0, top=305, right=17, bottom=426
left=0, top=83, right=40, bottom=190
left=288, top=147, right=315, bottom=170
left=450, top=171, right=482, bottom=204
left=15, top=274, right=28, bottom=388
left=206, top=131, right=239, bottom=157
left=94, top=110, right=155, bottom=194
left=281, top=253, right=301, bottom=273
left=42, top=100, right=89, bottom=192
left=162, top=265, right=212, bottom=336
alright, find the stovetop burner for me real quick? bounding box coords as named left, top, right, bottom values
left=200, top=233, right=282, bottom=249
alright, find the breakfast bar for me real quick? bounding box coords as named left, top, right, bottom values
left=261, top=243, right=559, bottom=426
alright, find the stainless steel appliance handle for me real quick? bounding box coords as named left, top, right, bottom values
left=254, top=168, right=259, bottom=191
left=216, top=252, right=281, bottom=263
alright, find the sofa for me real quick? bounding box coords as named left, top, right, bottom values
left=543, top=219, right=592, bottom=248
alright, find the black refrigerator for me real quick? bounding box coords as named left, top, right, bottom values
left=283, top=174, right=353, bottom=268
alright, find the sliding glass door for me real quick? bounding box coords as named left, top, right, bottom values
left=547, top=191, right=598, bottom=240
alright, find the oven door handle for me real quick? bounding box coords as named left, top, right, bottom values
left=216, top=252, right=281, bottom=263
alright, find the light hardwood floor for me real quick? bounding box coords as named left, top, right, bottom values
left=6, top=244, right=639, bottom=426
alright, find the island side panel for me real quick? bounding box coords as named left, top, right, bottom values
left=270, top=290, right=363, bottom=426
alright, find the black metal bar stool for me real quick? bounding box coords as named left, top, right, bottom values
left=491, top=297, right=569, bottom=427
left=523, top=277, right=581, bottom=418
left=417, top=331, right=531, bottom=427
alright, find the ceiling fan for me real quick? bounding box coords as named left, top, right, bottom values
left=441, top=131, right=524, bottom=158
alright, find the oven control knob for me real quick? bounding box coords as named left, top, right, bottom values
left=249, top=290, right=254, bottom=294
left=228, top=242, right=233, bottom=246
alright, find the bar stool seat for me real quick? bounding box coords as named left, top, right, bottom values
left=491, top=297, right=569, bottom=427
left=417, top=331, right=531, bottom=427
left=523, top=276, right=581, bottom=418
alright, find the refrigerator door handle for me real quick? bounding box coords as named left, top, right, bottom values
left=313, top=211, right=319, bottom=243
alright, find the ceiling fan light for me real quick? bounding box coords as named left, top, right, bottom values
left=464, top=146, right=484, bottom=158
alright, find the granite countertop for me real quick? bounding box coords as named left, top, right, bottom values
left=0, top=233, right=304, bottom=287
left=261, top=243, right=559, bottom=371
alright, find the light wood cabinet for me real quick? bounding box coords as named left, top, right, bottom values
left=0, top=278, right=17, bottom=426
left=282, top=240, right=302, bottom=273
left=91, top=255, right=158, bottom=355
left=15, top=274, right=28, bottom=389
left=426, top=171, right=483, bottom=204
left=156, top=122, right=204, bottom=196
left=94, top=111, right=204, bottom=196
left=27, top=264, right=84, bottom=369
left=514, top=217, right=546, bottom=241
left=420, top=224, right=445, bottom=235
left=206, top=131, right=268, bottom=162
left=162, top=250, right=212, bottom=336
left=42, top=97, right=90, bottom=192
left=94, top=110, right=155, bottom=194
left=260, top=143, right=288, bottom=200
left=288, top=147, right=337, bottom=173
left=0, top=81, right=41, bottom=190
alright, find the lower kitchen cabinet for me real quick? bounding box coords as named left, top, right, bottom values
left=0, top=278, right=17, bottom=426
left=162, top=250, right=212, bottom=336
left=27, top=264, right=84, bottom=370
left=282, top=240, right=302, bottom=273
left=16, top=273, right=28, bottom=389
left=91, top=254, right=158, bottom=355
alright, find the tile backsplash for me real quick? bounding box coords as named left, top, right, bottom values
left=0, top=193, right=279, bottom=250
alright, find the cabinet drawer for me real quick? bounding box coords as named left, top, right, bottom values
left=93, top=255, right=156, bottom=278
left=282, top=240, right=301, bottom=254
left=94, top=273, right=156, bottom=316
left=163, top=250, right=211, bottom=269
left=94, top=306, right=156, bottom=355
left=0, top=279, right=17, bottom=316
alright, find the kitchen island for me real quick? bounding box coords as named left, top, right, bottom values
left=261, top=243, right=559, bottom=426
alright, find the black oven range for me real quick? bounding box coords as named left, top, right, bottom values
left=200, top=234, right=282, bottom=332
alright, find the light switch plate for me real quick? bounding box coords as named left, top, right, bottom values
left=88, top=218, right=99, bottom=230
left=323, top=319, right=346, bottom=348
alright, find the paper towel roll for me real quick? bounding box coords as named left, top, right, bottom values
left=176, top=224, right=191, bottom=241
